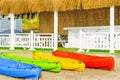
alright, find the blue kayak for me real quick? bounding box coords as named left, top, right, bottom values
left=0, top=58, right=42, bottom=79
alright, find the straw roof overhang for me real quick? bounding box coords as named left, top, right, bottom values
left=0, top=0, right=49, bottom=15
left=57, top=0, right=82, bottom=11
left=82, top=0, right=120, bottom=10
left=114, top=0, right=120, bottom=6
left=0, top=0, right=82, bottom=15
left=0, top=0, right=30, bottom=15
left=0, top=0, right=120, bottom=16
left=82, top=0, right=112, bottom=9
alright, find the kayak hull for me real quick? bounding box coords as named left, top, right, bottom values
left=0, top=53, right=61, bottom=72
left=32, top=52, right=85, bottom=71
left=0, top=58, right=41, bottom=79
left=52, top=50, right=115, bottom=70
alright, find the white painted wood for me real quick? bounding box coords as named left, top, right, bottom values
left=64, top=26, right=120, bottom=32
left=65, top=30, right=80, bottom=48
left=53, top=11, right=58, bottom=51
left=29, top=31, right=34, bottom=50
left=9, top=14, right=15, bottom=50
left=78, top=30, right=84, bottom=52
left=65, top=32, right=110, bottom=50
left=64, top=25, right=120, bottom=51
left=0, top=33, right=54, bottom=49
left=64, top=25, right=120, bottom=53
left=110, top=6, right=115, bottom=53
left=1, top=32, right=120, bottom=51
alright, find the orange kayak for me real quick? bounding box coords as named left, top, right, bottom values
left=52, top=50, right=115, bottom=70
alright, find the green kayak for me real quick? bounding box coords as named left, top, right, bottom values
left=0, top=52, right=61, bottom=72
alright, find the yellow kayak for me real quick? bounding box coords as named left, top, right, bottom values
left=32, top=52, right=85, bottom=71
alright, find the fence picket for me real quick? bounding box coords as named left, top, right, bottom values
left=0, top=33, right=54, bottom=50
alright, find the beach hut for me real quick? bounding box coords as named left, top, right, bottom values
left=38, top=0, right=120, bottom=53
left=0, top=0, right=120, bottom=53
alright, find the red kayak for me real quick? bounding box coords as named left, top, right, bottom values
left=52, top=50, right=115, bottom=70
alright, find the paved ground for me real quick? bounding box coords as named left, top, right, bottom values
left=0, top=50, right=120, bottom=80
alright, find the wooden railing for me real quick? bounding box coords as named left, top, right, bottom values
left=82, top=32, right=110, bottom=50
left=0, top=32, right=54, bottom=50
left=65, top=31, right=120, bottom=51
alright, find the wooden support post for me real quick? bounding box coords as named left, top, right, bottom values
left=78, top=30, right=84, bottom=52
left=53, top=11, right=58, bottom=51
left=9, top=13, right=15, bottom=50
left=110, top=6, right=115, bottom=53
left=29, top=31, right=34, bottom=50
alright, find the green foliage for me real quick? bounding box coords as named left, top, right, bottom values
left=22, top=17, right=39, bottom=32
left=22, top=18, right=39, bottom=26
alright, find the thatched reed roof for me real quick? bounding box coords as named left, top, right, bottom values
left=114, top=0, right=120, bottom=6
left=0, top=0, right=30, bottom=15
left=57, top=0, right=82, bottom=11
left=82, top=0, right=112, bottom=9
left=0, top=0, right=59, bottom=15
left=82, top=0, right=120, bottom=9
left=0, top=0, right=120, bottom=16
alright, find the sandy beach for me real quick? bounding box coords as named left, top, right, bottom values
left=0, top=50, right=120, bottom=80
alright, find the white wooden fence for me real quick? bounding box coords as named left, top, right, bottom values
left=66, top=31, right=120, bottom=51
left=81, top=32, right=120, bottom=51
left=82, top=32, right=110, bottom=50
left=1, top=31, right=120, bottom=52
left=0, top=32, right=54, bottom=50
left=64, top=31, right=120, bottom=52
left=64, top=26, right=120, bottom=52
